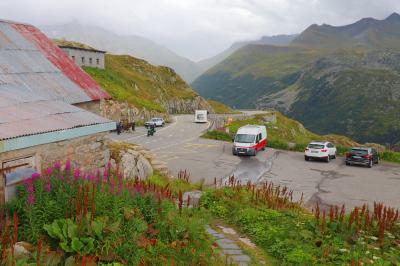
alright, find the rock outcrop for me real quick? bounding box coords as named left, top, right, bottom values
left=162, top=96, right=213, bottom=114
left=100, top=100, right=169, bottom=124
left=109, top=141, right=168, bottom=180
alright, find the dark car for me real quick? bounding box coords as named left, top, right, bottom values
left=345, top=147, right=379, bottom=168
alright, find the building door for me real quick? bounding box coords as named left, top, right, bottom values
left=1, top=156, right=36, bottom=203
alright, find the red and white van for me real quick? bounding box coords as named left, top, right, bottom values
left=232, top=125, right=267, bottom=156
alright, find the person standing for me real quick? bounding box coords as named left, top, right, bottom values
left=131, top=120, right=136, bottom=131
left=116, top=121, right=122, bottom=135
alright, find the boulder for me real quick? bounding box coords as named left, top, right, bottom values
left=136, top=155, right=153, bottom=180
left=14, top=242, right=32, bottom=260
left=182, top=190, right=204, bottom=208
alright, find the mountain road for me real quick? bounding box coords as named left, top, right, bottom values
left=110, top=114, right=400, bottom=210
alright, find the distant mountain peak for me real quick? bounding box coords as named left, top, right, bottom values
left=385, top=12, right=400, bottom=21
left=291, top=12, right=400, bottom=49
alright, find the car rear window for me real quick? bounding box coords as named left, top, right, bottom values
left=351, top=149, right=368, bottom=155
left=308, top=144, right=324, bottom=149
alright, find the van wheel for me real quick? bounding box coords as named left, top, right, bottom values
left=305, top=156, right=309, bottom=161
left=262, top=146, right=265, bottom=151
left=333, top=153, right=336, bottom=159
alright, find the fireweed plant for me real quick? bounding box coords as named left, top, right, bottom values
left=2, top=160, right=221, bottom=265
left=201, top=176, right=400, bottom=265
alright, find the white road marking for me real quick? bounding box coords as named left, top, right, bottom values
left=121, top=116, right=179, bottom=141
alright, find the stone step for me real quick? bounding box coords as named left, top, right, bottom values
left=150, top=159, right=166, bottom=165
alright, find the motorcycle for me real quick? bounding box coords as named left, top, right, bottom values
left=147, top=125, right=156, bottom=136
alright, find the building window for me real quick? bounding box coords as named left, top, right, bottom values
left=81, top=57, right=85, bottom=64
left=89, top=58, right=92, bottom=64
left=96, top=58, right=100, bottom=65
left=71, top=55, right=75, bottom=62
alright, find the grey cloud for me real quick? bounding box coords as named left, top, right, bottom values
left=0, top=0, right=399, bottom=60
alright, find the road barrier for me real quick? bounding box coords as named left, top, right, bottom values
left=207, top=111, right=276, bottom=131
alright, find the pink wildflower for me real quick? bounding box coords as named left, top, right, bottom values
left=45, top=182, right=51, bottom=193
left=31, top=172, right=40, bottom=180
left=27, top=186, right=34, bottom=194
left=88, top=174, right=94, bottom=181
left=73, top=168, right=81, bottom=180
left=64, top=159, right=71, bottom=171
left=23, top=178, right=32, bottom=187
left=107, top=160, right=112, bottom=169
left=53, top=161, right=61, bottom=169
left=45, top=167, right=53, bottom=177
left=27, top=194, right=35, bottom=205
left=103, top=168, right=109, bottom=179
left=110, top=178, right=115, bottom=192
left=59, top=175, right=64, bottom=181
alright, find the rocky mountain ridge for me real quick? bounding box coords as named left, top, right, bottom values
left=192, top=13, right=400, bottom=144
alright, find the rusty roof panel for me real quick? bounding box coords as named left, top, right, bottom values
left=0, top=20, right=110, bottom=103
left=12, top=22, right=111, bottom=101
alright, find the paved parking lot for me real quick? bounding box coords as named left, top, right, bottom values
left=110, top=115, right=400, bottom=210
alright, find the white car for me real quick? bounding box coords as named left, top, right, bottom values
left=304, top=141, right=337, bottom=162
left=145, top=118, right=165, bottom=127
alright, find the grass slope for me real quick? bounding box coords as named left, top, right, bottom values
left=83, top=54, right=198, bottom=112
left=202, top=111, right=400, bottom=163
left=289, top=50, right=400, bottom=144
left=206, top=100, right=235, bottom=114
left=192, top=45, right=321, bottom=108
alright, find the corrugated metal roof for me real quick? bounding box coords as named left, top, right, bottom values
left=13, top=23, right=110, bottom=101
left=0, top=19, right=115, bottom=143
left=0, top=97, right=113, bottom=141
left=0, top=20, right=110, bottom=103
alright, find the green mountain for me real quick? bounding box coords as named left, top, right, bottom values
left=192, top=13, right=400, bottom=144
left=82, top=53, right=212, bottom=114
left=197, top=34, right=298, bottom=72
left=192, top=45, right=321, bottom=108
left=291, top=13, right=400, bottom=50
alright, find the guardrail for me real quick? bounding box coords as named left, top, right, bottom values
left=207, top=111, right=275, bottom=131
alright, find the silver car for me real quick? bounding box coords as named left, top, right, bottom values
left=145, top=117, right=165, bottom=128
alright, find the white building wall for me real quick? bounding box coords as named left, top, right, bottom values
left=61, top=48, right=105, bottom=69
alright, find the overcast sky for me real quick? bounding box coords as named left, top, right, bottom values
left=1, top=0, right=400, bottom=61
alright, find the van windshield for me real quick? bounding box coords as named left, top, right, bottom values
left=235, top=134, right=255, bottom=143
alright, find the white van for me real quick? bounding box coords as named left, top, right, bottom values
left=232, top=125, right=267, bottom=156
left=194, top=110, right=208, bottom=123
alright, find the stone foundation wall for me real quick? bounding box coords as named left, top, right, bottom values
left=0, top=133, right=110, bottom=204
left=74, top=100, right=101, bottom=116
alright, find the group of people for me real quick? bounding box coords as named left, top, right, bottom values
left=116, top=120, right=135, bottom=135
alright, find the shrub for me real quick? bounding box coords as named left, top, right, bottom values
left=201, top=178, right=400, bottom=264
left=380, top=151, right=400, bottom=163
left=3, top=161, right=220, bottom=265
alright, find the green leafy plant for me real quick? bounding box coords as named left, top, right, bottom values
left=44, top=218, right=95, bottom=255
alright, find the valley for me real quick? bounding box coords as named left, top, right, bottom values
left=193, top=13, right=400, bottom=146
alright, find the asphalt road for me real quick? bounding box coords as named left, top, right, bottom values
left=111, top=114, right=400, bottom=210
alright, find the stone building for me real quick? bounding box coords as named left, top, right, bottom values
left=59, top=45, right=106, bottom=69
left=0, top=19, right=115, bottom=204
